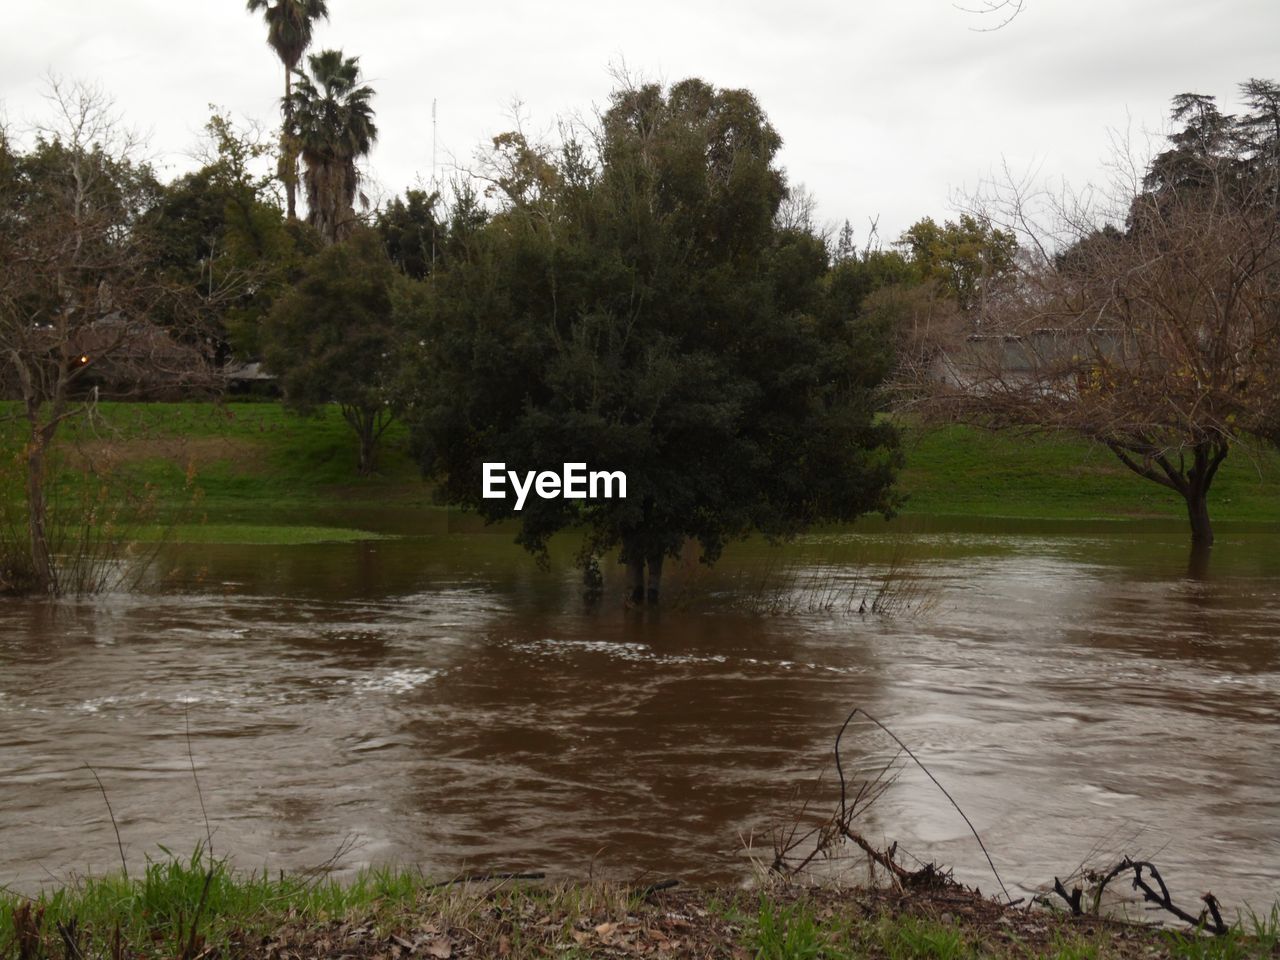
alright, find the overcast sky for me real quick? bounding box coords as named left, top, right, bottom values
left=2, top=0, right=1276, bottom=241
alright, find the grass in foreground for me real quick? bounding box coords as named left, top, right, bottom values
left=3, top=849, right=1277, bottom=959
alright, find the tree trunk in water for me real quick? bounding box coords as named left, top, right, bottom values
left=1186, top=489, right=1213, bottom=547
left=646, top=553, right=664, bottom=605
left=625, top=556, right=645, bottom=605
left=283, top=68, right=296, bottom=221
left=25, top=438, right=54, bottom=594
left=1186, top=542, right=1212, bottom=579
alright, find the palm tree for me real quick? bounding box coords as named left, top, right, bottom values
left=245, top=0, right=329, bottom=220
left=288, top=49, right=378, bottom=244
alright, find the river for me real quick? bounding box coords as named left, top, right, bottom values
left=0, top=522, right=1277, bottom=913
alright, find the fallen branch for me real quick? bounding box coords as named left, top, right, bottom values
left=639, top=879, right=680, bottom=897
left=423, top=871, right=546, bottom=891
left=1050, top=856, right=1229, bottom=935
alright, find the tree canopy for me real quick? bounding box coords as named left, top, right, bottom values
left=377, top=188, right=443, bottom=280
left=261, top=228, right=406, bottom=474
left=406, top=78, right=901, bottom=601
left=898, top=214, right=1017, bottom=315
left=145, top=111, right=304, bottom=362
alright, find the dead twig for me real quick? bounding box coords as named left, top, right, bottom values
left=639, top=879, right=680, bottom=897
left=84, top=764, right=127, bottom=880
left=1050, top=856, right=1229, bottom=935
left=836, top=708, right=1012, bottom=903
left=56, top=917, right=86, bottom=960
left=185, top=702, right=215, bottom=857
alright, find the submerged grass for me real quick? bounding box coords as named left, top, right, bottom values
left=668, top=537, right=939, bottom=619
left=138, top=524, right=395, bottom=545
left=4, top=851, right=1278, bottom=959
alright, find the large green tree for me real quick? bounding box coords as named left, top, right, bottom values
left=261, top=229, right=406, bottom=474
left=407, top=79, right=900, bottom=603
left=286, top=49, right=378, bottom=245
left=245, top=0, right=329, bottom=220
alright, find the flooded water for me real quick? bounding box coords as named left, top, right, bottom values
left=1, top=523, right=1277, bottom=913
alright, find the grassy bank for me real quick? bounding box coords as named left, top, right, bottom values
left=39, top=402, right=428, bottom=510
left=3, top=403, right=1279, bottom=544
left=897, top=423, right=1280, bottom=526
left=3, top=850, right=1276, bottom=959
left=0, top=402, right=433, bottom=545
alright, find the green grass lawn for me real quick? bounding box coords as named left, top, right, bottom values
left=50, top=401, right=428, bottom=508
left=895, top=422, right=1280, bottom=525
left=2, top=403, right=1277, bottom=541
left=0, top=401, right=436, bottom=545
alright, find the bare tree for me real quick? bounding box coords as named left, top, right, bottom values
left=906, top=144, right=1280, bottom=546
left=0, top=79, right=212, bottom=593
left=776, top=181, right=819, bottom=234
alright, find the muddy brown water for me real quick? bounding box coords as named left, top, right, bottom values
left=1, top=523, right=1277, bottom=911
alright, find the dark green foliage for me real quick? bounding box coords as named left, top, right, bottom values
left=1237, top=79, right=1280, bottom=178
left=245, top=0, right=329, bottom=73
left=834, top=218, right=857, bottom=263
left=261, top=229, right=406, bottom=473
left=1144, top=92, right=1237, bottom=193
left=377, top=188, right=443, bottom=279
left=146, top=112, right=306, bottom=358
left=826, top=248, right=921, bottom=326
left=823, top=239, right=944, bottom=385
left=1139, top=79, right=1280, bottom=210
left=406, top=79, right=901, bottom=591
